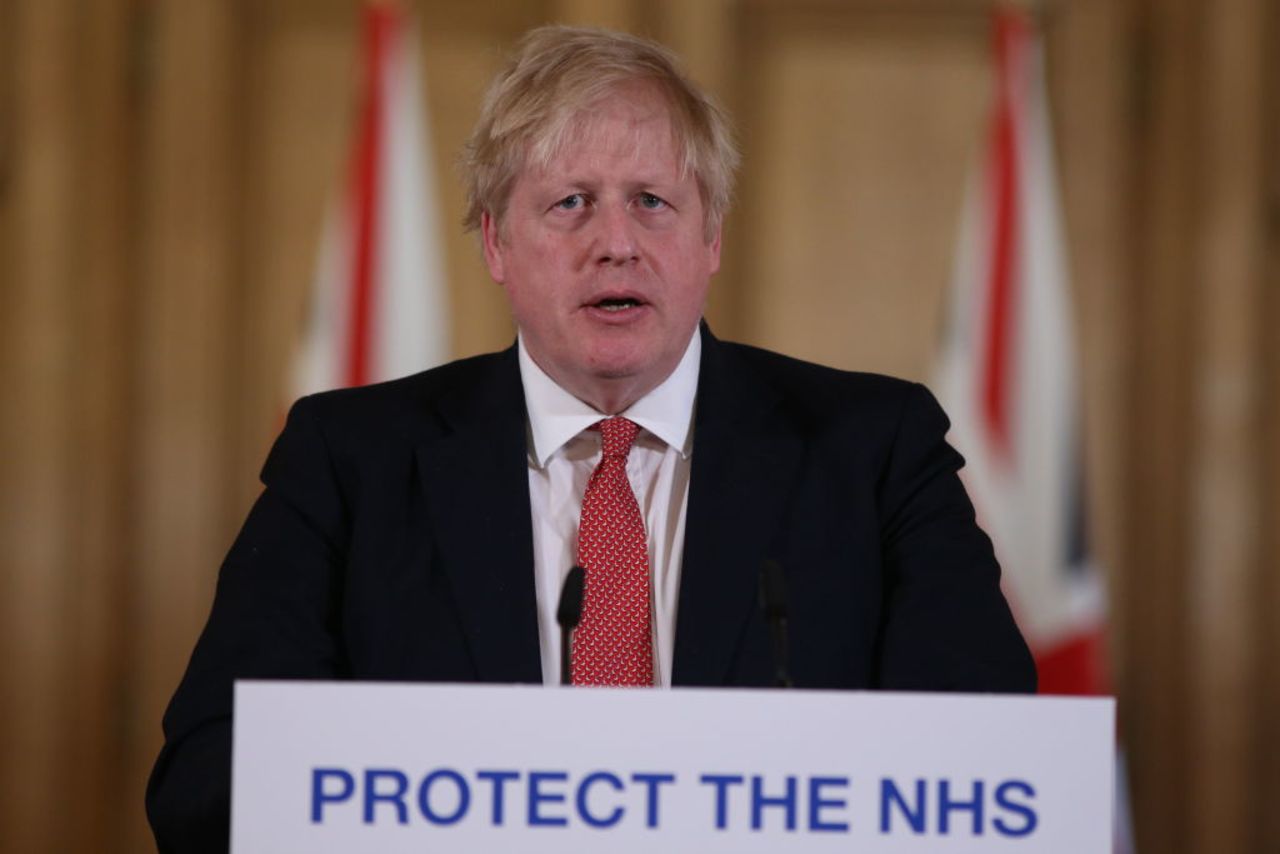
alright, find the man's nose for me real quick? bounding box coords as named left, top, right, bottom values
left=593, top=203, right=639, bottom=265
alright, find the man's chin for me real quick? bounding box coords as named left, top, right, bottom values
left=582, top=335, right=688, bottom=389
left=588, top=361, right=644, bottom=381
left=580, top=339, right=650, bottom=378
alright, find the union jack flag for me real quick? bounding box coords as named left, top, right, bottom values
left=292, top=2, right=449, bottom=398
left=932, top=8, right=1133, bottom=851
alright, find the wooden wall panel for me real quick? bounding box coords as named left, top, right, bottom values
left=1, top=4, right=78, bottom=851
left=1259, top=7, right=1280, bottom=849
left=236, top=2, right=358, bottom=498
left=126, top=2, right=245, bottom=851
left=1123, top=1, right=1199, bottom=850
left=1185, top=2, right=1268, bottom=851
left=0, top=0, right=141, bottom=849
left=554, top=0, right=640, bottom=31
left=63, top=4, right=138, bottom=851
left=734, top=7, right=987, bottom=380
left=1123, top=1, right=1279, bottom=852
left=655, top=0, right=741, bottom=335
left=654, top=0, right=733, bottom=100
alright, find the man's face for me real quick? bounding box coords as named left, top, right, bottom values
left=482, top=82, right=721, bottom=413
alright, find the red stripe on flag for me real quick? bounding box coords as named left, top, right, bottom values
left=980, top=11, right=1025, bottom=457
left=1036, top=628, right=1108, bottom=695
left=345, top=5, right=396, bottom=388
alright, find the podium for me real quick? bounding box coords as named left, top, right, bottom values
left=232, top=681, right=1113, bottom=852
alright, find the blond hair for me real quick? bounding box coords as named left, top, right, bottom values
left=461, top=25, right=738, bottom=241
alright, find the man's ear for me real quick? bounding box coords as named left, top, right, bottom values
left=480, top=210, right=506, bottom=283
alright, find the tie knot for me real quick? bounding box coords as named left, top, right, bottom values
left=595, top=416, right=640, bottom=458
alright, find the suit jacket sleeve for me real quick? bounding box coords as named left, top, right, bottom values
left=146, top=395, right=351, bottom=854
left=875, top=383, right=1036, bottom=692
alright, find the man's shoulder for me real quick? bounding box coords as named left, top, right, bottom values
left=285, top=348, right=518, bottom=441
left=714, top=337, right=924, bottom=416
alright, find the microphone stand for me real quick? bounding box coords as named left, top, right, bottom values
left=759, top=559, right=793, bottom=688
left=557, top=566, right=586, bottom=685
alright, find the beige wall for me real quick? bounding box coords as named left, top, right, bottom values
left=1, top=0, right=1276, bottom=851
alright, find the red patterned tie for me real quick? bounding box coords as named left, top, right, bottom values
left=572, top=417, right=654, bottom=686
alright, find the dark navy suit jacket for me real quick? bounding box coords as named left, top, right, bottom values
left=146, top=327, right=1034, bottom=852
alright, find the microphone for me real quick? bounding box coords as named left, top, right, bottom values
left=759, top=559, right=793, bottom=688
left=556, top=566, right=586, bottom=685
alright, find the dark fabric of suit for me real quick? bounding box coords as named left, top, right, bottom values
left=146, top=328, right=1035, bottom=853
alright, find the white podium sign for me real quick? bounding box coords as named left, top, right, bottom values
left=232, top=681, right=1113, bottom=853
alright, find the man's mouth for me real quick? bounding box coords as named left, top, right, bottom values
left=594, top=297, right=643, bottom=312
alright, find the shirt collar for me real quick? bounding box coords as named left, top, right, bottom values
left=518, top=328, right=701, bottom=469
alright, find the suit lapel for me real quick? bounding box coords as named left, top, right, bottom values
left=673, top=329, right=804, bottom=685
left=415, top=347, right=542, bottom=683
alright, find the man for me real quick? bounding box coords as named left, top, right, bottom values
left=147, top=25, right=1034, bottom=853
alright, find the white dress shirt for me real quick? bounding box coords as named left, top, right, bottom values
left=518, top=330, right=700, bottom=687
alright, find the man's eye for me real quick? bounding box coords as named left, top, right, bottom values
left=638, top=193, right=667, bottom=210
left=554, top=194, right=586, bottom=211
